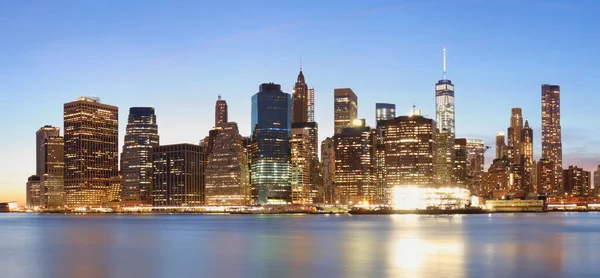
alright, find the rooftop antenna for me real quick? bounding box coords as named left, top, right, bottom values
left=218, top=94, right=221, bottom=100
left=412, top=103, right=416, bottom=115
left=443, top=46, right=447, bottom=80
left=300, top=55, right=303, bottom=71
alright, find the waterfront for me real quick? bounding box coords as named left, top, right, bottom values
left=1, top=213, right=599, bottom=278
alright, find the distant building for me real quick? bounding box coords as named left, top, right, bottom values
left=480, top=158, right=510, bottom=199
left=321, top=137, right=336, bottom=204
left=204, top=122, right=250, bottom=205
left=537, top=158, right=555, bottom=195
left=291, top=126, right=312, bottom=204
left=121, top=107, right=159, bottom=206
left=375, top=103, right=396, bottom=122
left=251, top=83, right=292, bottom=204
left=495, top=132, right=507, bottom=159
left=26, top=175, right=41, bottom=208
left=108, top=175, right=122, bottom=204
left=521, top=120, right=534, bottom=193
left=333, top=119, right=374, bottom=204
left=152, top=144, right=204, bottom=206
left=215, top=95, right=228, bottom=127
left=541, top=84, right=563, bottom=195
left=435, top=49, right=455, bottom=187
left=64, top=97, right=119, bottom=207
left=36, top=125, right=64, bottom=208
left=563, top=166, right=590, bottom=197
left=507, top=108, right=523, bottom=165
left=594, top=165, right=600, bottom=192
left=334, top=88, right=358, bottom=134
left=292, top=69, right=309, bottom=123
left=383, top=114, right=437, bottom=188
left=466, top=139, right=485, bottom=194
left=454, top=138, right=468, bottom=187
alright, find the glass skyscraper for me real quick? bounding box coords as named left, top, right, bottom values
left=375, top=103, right=396, bottom=122
left=251, top=83, right=292, bottom=204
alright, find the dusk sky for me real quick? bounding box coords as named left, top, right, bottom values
left=1, top=0, right=599, bottom=204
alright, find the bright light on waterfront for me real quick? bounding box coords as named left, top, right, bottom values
left=391, top=186, right=471, bottom=210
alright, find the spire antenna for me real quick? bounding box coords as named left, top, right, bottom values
left=300, top=55, right=303, bottom=71
left=218, top=94, right=221, bottom=100
left=443, top=47, right=447, bottom=80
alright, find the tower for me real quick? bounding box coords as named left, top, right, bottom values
left=64, top=97, right=118, bottom=207
left=495, top=133, right=507, bottom=159
left=215, top=95, right=228, bottom=127
left=521, top=119, right=534, bottom=192
left=507, top=108, right=523, bottom=165
left=334, top=88, right=358, bottom=134
left=435, top=47, right=455, bottom=186
left=36, top=125, right=64, bottom=208
left=121, top=107, right=159, bottom=206
left=292, top=69, right=309, bottom=123
left=541, top=84, right=563, bottom=194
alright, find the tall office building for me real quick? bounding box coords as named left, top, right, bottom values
left=563, top=166, right=590, bottom=197
left=376, top=103, right=396, bottom=122
left=454, top=138, right=468, bottom=187
left=383, top=113, right=438, bottom=188
left=435, top=48, right=455, bottom=186
left=291, top=126, right=311, bottom=204
left=152, top=144, right=203, bottom=206
left=251, top=83, right=292, bottom=204
left=495, top=133, right=507, bottom=159
left=121, top=107, right=159, bottom=206
left=334, top=88, right=358, bottom=134
left=26, top=175, right=41, bottom=208
left=537, top=158, right=555, bottom=195
left=36, top=125, right=64, bottom=208
left=541, top=84, right=563, bottom=194
left=507, top=108, right=523, bottom=165
left=371, top=128, right=387, bottom=203
left=292, top=69, right=309, bottom=123
left=321, top=137, right=335, bottom=204
left=215, top=95, right=228, bottom=127
left=205, top=122, right=250, bottom=205
left=521, top=120, right=534, bottom=193
left=64, top=97, right=118, bottom=207
left=333, top=119, right=374, bottom=204
left=466, top=139, right=485, bottom=195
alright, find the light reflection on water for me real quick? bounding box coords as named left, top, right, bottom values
left=1, top=213, right=600, bottom=278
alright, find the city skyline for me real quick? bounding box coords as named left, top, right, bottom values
left=2, top=1, right=600, bottom=204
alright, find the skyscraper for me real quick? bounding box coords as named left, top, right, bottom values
left=466, top=139, right=485, bottom=195
left=435, top=48, right=455, bottom=186
left=205, top=122, right=250, bottom=205
left=64, top=97, right=118, bottom=207
left=292, top=69, right=309, bottom=123
left=215, top=95, right=228, bottom=127
left=537, top=158, right=555, bottom=195
left=334, top=88, right=358, bottom=134
left=36, top=125, right=64, bottom=208
left=152, top=144, right=203, bottom=206
left=321, top=137, right=335, bottom=204
left=563, top=166, right=590, bottom=197
left=375, top=103, right=396, bottom=122
left=121, top=107, right=159, bottom=206
left=291, top=126, right=311, bottom=204
left=541, top=84, right=563, bottom=195
left=333, top=119, right=374, bottom=204
left=26, top=175, right=41, bottom=208
left=454, top=138, right=468, bottom=187
left=521, top=119, right=534, bottom=192
left=594, top=165, right=600, bottom=193
left=495, top=133, right=507, bottom=159
left=383, top=113, right=438, bottom=188
left=507, top=108, right=523, bottom=165
left=251, top=83, right=292, bottom=204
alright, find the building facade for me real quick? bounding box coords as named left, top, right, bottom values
left=496, top=133, right=507, bottom=159
left=121, top=107, right=159, bottom=206
left=26, top=175, right=41, bottom=208
left=251, top=83, right=292, bottom=204
left=334, top=88, right=358, bottom=134
left=435, top=72, right=455, bottom=186
left=375, top=103, right=396, bottom=122
left=563, top=166, right=590, bottom=197
left=541, top=84, right=563, bottom=194
left=152, top=144, right=204, bottom=206
left=36, top=125, right=64, bottom=208
left=521, top=120, right=534, bottom=193
left=466, top=139, right=485, bottom=194
left=215, top=95, right=228, bottom=127
left=321, top=137, right=336, bottom=204
left=64, top=97, right=119, bottom=207
left=537, top=158, right=555, bottom=195
left=292, top=69, right=309, bottom=123
left=291, top=126, right=311, bottom=204
left=507, top=108, right=523, bottom=165
left=204, top=122, right=250, bottom=205
left=454, top=138, right=468, bottom=187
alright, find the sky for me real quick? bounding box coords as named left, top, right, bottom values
left=1, top=0, right=599, bottom=205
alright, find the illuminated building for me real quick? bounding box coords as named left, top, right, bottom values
left=507, top=108, right=523, bottom=165
left=152, top=144, right=204, bottom=206
left=121, top=107, right=159, bottom=206
left=215, top=95, right=228, bottom=127
left=26, top=175, right=41, bottom=208
left=391, top=187, right=471, bottom=210
left=371, top=128, right=387, bottom=203
left=466, top=139, right=485, bottom=194
left=480, top=158, right=510, bottom=198
left=563, top=166, right=590, bottom=197
left=321, top=137, right=336, bottom=203
left=64, top=96, right=118, bottom=207
left=537, top=158, right=555, bottom=195
left=334, top=88, right=358, bottom=134
left=383, top=113, right=437, bottom=188
left=521, top=120, right=534, bottom=193
left=205, top=122, right=250, bottom=205
left=251, top=83, right=292, bottom=204
left=108, top=175, right=122, bottom=204
left=541, top=84, right=563, bottom=194
left=333, top=119, right=374, bottom=204
left=376, top=103, right=396, bottom=122
left=291, top=126, right=311, bottom=203
left=594, top=165, right=600, bottom=192
left=36, top=125, right=64, bottom=208
left=292, top=69, right=309, bottom=123
left=453, top=138, right=468, bottom=187
left=495, top=133, right=507, bottom=159
left=435, top=48, right=455, bottom=186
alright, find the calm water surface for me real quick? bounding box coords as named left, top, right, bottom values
left=1, top=213, right=599, bottom=278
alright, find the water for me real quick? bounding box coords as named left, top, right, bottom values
left=1, top=213, right=599, bottom=278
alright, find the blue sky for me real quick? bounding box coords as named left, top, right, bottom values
left=1, top=0, right=599, bottom=204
